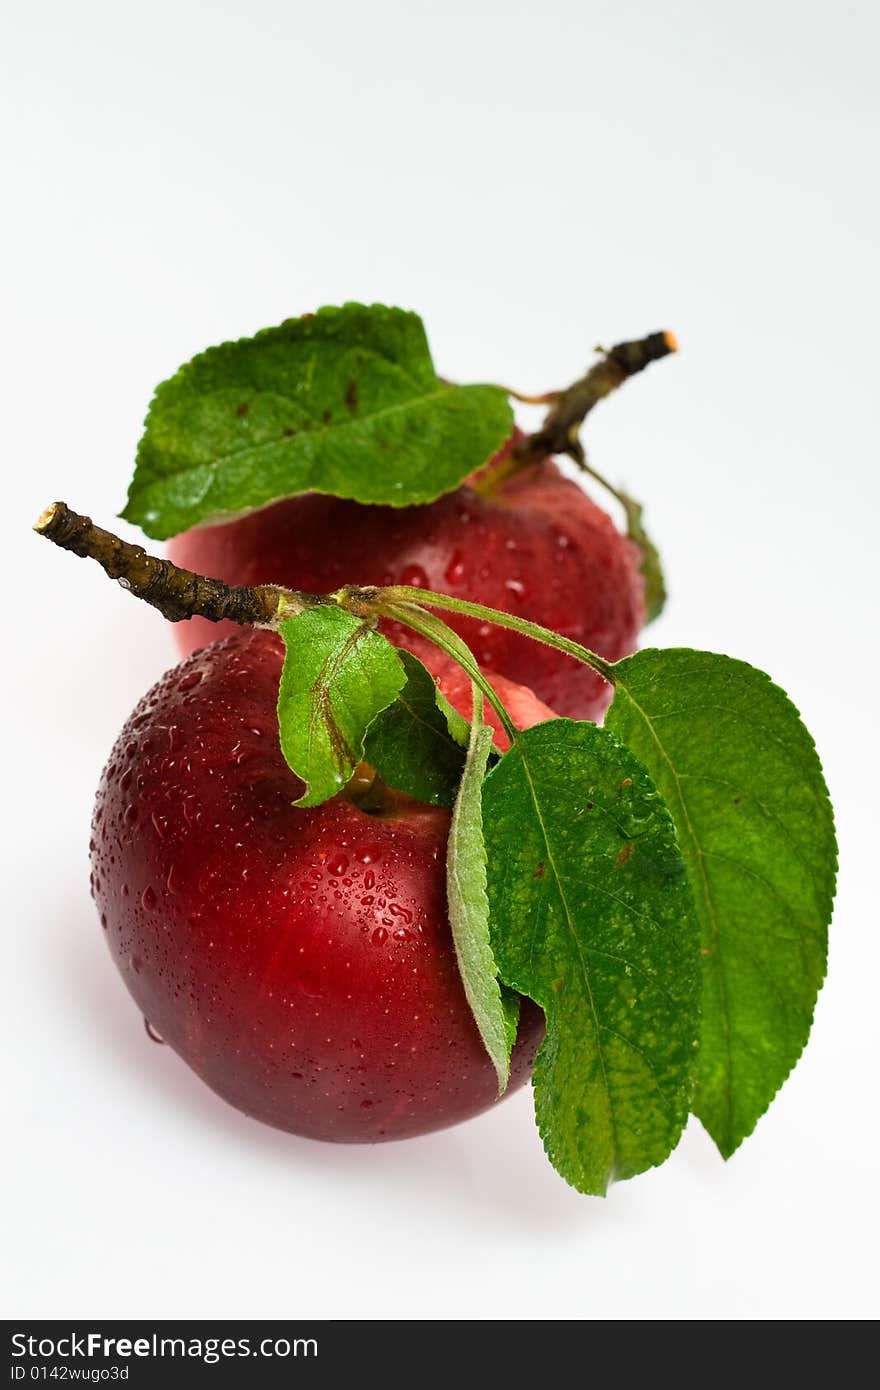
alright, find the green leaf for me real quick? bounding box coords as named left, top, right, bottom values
left=482, top=719, right=700, bottom=1195
left=446, top=693, right=516, bottom=1093
left=122, top=303, right=514, bottom=539
left=363, top=650, right=468, bottom=807
left=605, top=649, right=836, bottom=1157
left=575, top=457, right=666, bottom=623
left=621, top=493, right=666, bottom=623
left=499, top=985, right=522, bottom=1060
left=277, top=605, right=405, bottom=807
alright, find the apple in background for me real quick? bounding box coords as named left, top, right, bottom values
left=168, top=439, right=642, bottom=721
left=90, top=629, right=545, bottom=1141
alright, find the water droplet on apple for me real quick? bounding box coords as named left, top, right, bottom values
left=327, top=853, right=348, bottom=876
left=141, top=886, right=157, bottom=910
left=166, top=862, right=184, bottom=894
left=144, top=1018, right=164, bottom=1044
left=291, top=964, right=323, bottom=998
left=399, top=563, right=428, bottom=588
left=504, top=578, right=527, bottom=599
left=363, top=869, right=376, bottom=890
left=444, top=551, right=467, bottom=586
left=354, top=844, right=383, bottom=865
left=177, top=671, right=202, bottom=692
left=371, top=927, right=388, bottom=947
left=130, top=954, right=143, bottom=975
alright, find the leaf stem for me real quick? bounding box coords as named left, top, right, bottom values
left=381, top=600, right=519, bottom=744
left=376, top=586, right=616, bottom=688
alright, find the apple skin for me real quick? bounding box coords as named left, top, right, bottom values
left=167, top=450, right=642, bottom=721
left=89, top=629, right=544, bottom=1142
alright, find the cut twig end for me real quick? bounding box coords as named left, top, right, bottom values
left=34, top=501, right=63, bottom=534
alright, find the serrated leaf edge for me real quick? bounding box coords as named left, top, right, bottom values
left=609, top=648, right=838, bottom=1157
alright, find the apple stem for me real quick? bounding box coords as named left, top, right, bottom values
left=34, top=502, right=312, bottom=627
left=373, top=585, right=616, bottom=687
left=474, top=329, right=677, bottom=494
left=35, top=503, right=612, bottom=702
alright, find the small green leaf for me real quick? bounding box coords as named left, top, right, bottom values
left=483, top=720, right=700, bottom=1195
left=575, top=457, right=666, bottom=623
left=606, top=649, right=837, bottom=1157
left=363, top=650, right=468, bottom=807
left=122, top=303, right=514, bottom=539
left=446, top=693, right=515, bottom=1093
left=277, top=605, right=405, bottom=807
left=621, top=493, right=666, bottom=623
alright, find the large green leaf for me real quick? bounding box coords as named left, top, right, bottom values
left=606, top=649, right=836, bottom=1157
left=122, top=303, right=513, bottom=538
left=277, top=605, right=404, bottom=807
left=482, top=719, right=700, bottom=1194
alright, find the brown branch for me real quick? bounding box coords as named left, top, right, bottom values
left=516, top=330, right=677, bottom=465
left=34, top=502, right=308, bottom=626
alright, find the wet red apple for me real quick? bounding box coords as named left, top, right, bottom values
left=168, top=441, right=643, bottom=720
left=90, top=629, right=544, bottom=1141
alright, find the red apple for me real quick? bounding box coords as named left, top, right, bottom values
left=90, top=629, right=544, bottom=1141
left=168, top=441, right=643, bottom=720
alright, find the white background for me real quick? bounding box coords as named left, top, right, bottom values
left=3, top=0, right=878, bottom=1321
